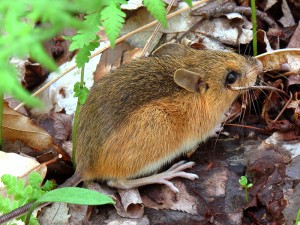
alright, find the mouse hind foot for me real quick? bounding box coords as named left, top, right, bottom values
left=107, top=161, right=198, bottom=193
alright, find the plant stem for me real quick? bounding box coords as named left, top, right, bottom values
left=296, top=208, right=300, bottom=225
left=250, top=0, right=258, bottom=56
left=0, top=92, right=3, bottom=150
left=72, top=65, right=85, bottom=166
left=245, top=187, right=249, bottom=203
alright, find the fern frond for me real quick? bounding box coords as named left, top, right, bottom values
left=69, top=12, right=102, bottom=51
left=100, top=1, right=126, bottom=47
left=75, top=40, right=100, bottom=68
left=143, top=0, right=167, bottom=27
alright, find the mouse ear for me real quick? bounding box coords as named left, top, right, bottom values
left=152, top=43, right=192, bottom=57
left=174, top=69, right=206, bottom=93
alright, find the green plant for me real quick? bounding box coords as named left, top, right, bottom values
left=0, top=172, right=115, bottom=225
left=72, top=66, right=90, bottom=165
left=296, top=208, right=300, bottom=225
left=0, top=172, right=55, bottom=225
left=25, top=187, right=114, bottom=225
left=239, top=176, right=253, bottom=203
left=250, top=0, right=258, bottom=56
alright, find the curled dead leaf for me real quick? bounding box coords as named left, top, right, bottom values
left=256, top=49, right=300, bottom=73
left=2, top=102, right=70, bottom=160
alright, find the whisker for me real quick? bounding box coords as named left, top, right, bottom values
left=249, top=89, right=259, bottom=117
left=213, top=106, right=234, bottom=152
left=240, top=95, right=247, bottom=134
left=225, top=123, right=264, bottom=131
left=228, top=85, right=288, bottom=96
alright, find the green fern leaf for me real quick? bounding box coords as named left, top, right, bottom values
left=69, top=12, right=102, bottom=51
left=143, top=0, right=167, bottom=27
left=75, top=40, right=100, bottom=68
left=28, top=172, right=43, bottom=189
left=100, top=1, right=126, bottom=47
left=184, top=0, right=192, bottom=7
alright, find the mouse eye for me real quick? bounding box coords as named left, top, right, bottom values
left=225, top=71, right=239, bottom=85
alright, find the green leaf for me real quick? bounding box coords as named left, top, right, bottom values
left=69, top=12, right=102, bottom=51
left=100, top=1, right=126, bottom=47
left=143, top=0, right=167, bottom=27
left=28, top=172, right=43, bottom=189
left=41, top=180, right=55, bottom=191
left=184, top=0, right=192, bottom=7
left=26, top=187, right=115, bottom=225
left=74, top=82, right=89, bottom=105
left=239, top=176, right=248, bottom=186
left=75, top=40, right=100, bottom=68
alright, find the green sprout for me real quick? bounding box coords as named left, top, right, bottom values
left=295, top=208, right=300, bottom=225
left=239, top=176, right=253, bottom=203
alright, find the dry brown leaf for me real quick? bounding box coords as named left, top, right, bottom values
left=287, top=21, right=300, bottom=48
left=0, top=151, right=47, bottom=197
left=279, top=0, right=296, bottom=27
left=256, top=49, right=300, bottom=73
left=142, top=180, right=198, bottom=214
left=283, top=183, right=300, bottom=225
left=118, top=189, right=144, bottom=218
left=51, top=113, right=73, bottom=142
left=94, top=42, right=135, bottom=81
left=287, top=99, right=300, bottom=123
left=265, top=0, right=277, bottom=11
left=38, top=202, right=70, bottom=225
left=2, top=102, right=70, bottom=160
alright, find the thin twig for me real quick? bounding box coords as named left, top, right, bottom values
left=22, top=154, right=62, bottom=178
left=14, top=0, right=208, bottom=111
left=272, top=92, right=293, bottom=122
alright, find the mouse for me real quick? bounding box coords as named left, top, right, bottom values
left=74, top=43, right=263, bottom=193
left=0, top=43, right=263, bottom=223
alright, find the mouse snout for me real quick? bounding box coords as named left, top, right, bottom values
left=256, top=59, right=263, bottom=74
left=245, top=58, right=263, bottom=82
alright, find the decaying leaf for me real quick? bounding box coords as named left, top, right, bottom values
left=142, top=180, right=198, bottom=214
left=256, top=49, right=300, bottom=73
left=278, top=0, right=296, bottom=27
left=118, top=189, right=144, bottom=218
left=287, top=21, right=300, bottom=48
left=0, top=151, right=47, bottom=197
left=287, top=98, right=300, bottom=123
left=2, top=102, right=70, bottom=160
left=68, top=204, right=89, bottom=225
left=283, top=184, right=300, bottom=225
left=51, top=113, right=73, bottom=142
left=94, top=42, right=140, bottom=81
left=38, top=202, right=70, bottom=225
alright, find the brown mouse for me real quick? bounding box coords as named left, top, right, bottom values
left=0, top=43, right=263, bottom=223
left=74, top=43, right=263, bottom=193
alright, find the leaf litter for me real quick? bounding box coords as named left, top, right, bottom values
left=2, top=0, right=300, bottom=224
